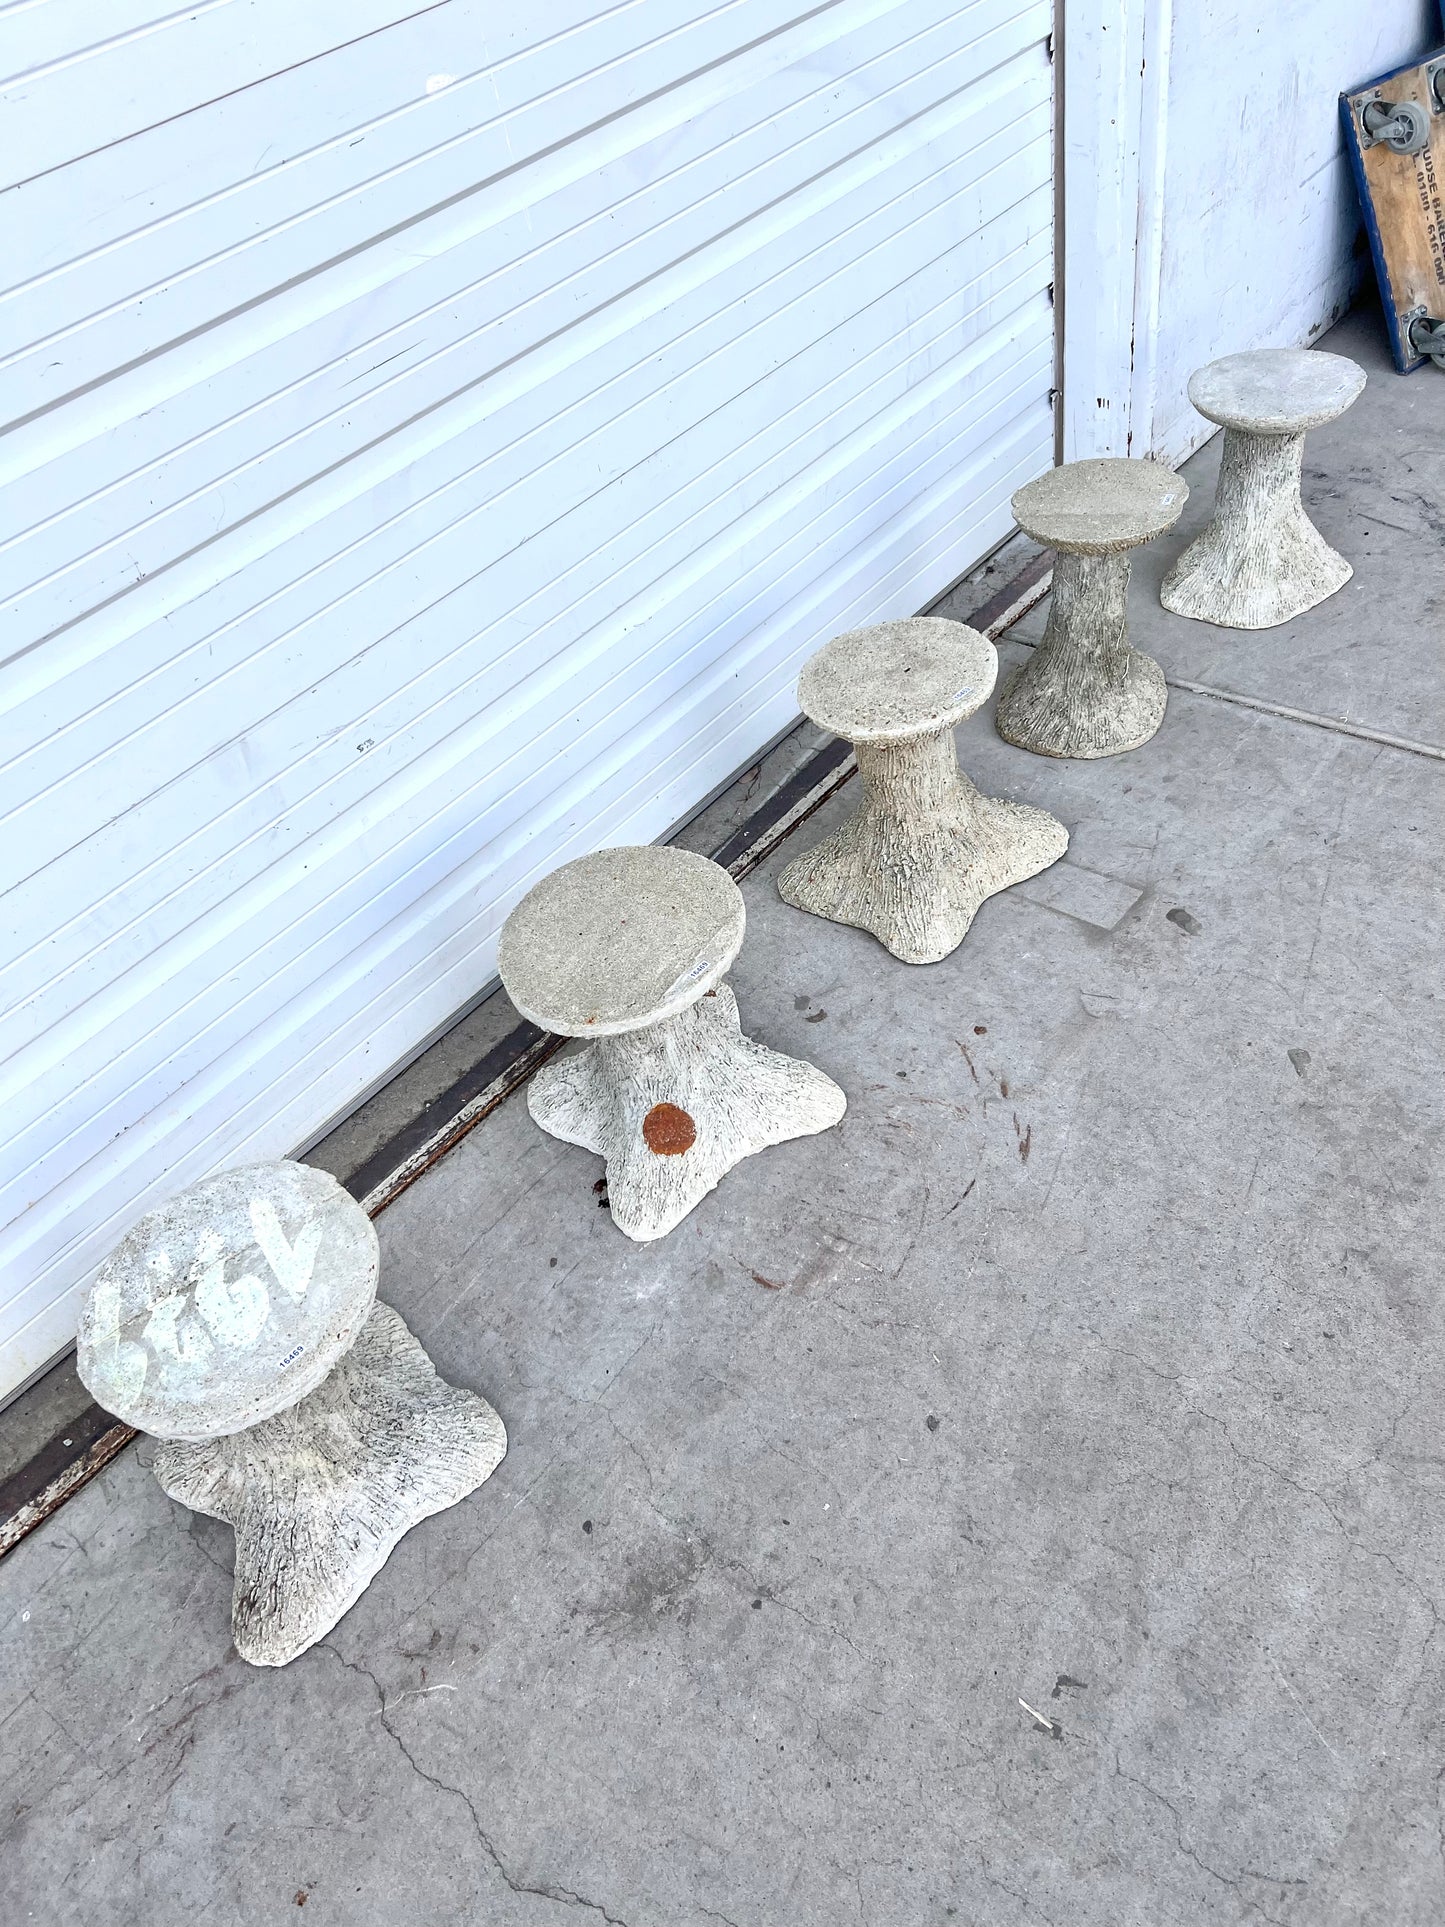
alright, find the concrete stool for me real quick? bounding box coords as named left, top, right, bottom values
left=998, top=458, right=1188, bottom=758
left=1160, top=349, right=1366, bottom=629
left=777, top=617, right=1068, bottom=963
left=76, top=1161, right=506, bottom=1667
left=498, top=846, right=846, bottom=1241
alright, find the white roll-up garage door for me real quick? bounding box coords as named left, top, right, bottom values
left=0, top=1, right=1055, bottom=1400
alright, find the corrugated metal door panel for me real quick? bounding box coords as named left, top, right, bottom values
left=4, top=2, right=456, bottom=174
left=0, top=0, right=1054, bottom=1396
left=3, top=80, right=1051, bottom=1026
left=6, top=268, right=1052, bottom=1171
left=4, top=0, right=1020, bottom=425
left=8, top=101, right=1050, bottom=841
left=4, top=205, right=1052, bottom=1126
left=2, top=373, right=1054, bottom=1361
left=4, top=0, right=1039, bottom=635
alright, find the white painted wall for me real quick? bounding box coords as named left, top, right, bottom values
left=0, top=2, right=1055, bottom=1402
left=1064, top=0, right=1439, bottom=463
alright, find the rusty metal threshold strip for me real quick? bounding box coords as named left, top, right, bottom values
left=0, top=551, right=1052, bottom=1561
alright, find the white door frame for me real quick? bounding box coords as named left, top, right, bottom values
left=1057, top=0, right=1173, bottom=461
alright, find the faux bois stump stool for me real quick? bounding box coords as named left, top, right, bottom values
left=77, top=1161, right=506, bottom=1666
left=1160, top=348, right=1366, bottom=629
left=777, top=617, right=1068, bottom=963
left=498, top=845, right=846, bottom=1242
left=998, top=457, right=1187, bottom=758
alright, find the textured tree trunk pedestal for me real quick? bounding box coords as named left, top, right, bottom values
left=529, top=983, right=846, bottom=1242
left=1160, top=426, right=1352, bottom=629
left=153, top=1303, right=507, bottom=1667
left=996, top=551, right=1166, bottom=758
left=1160, top=347, right=1365, bottom=631
left=1000, top=456, right=1187, bottom=759
left=778, top=727, right=1068, bottom=964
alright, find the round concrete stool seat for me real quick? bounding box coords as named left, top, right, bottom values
left=500, top=847, right=845, bottom=1241
left=77, top=1161, right=507, bottom=1667
left=1186, top=349, right=1365, bottom=435
left=78, top=1160, right=378, bottom=1440
left=1161, top=349, right=1365, bottom=629
left=496, top=845, right=744, bottom=1035
left=1012, top=456, right=1187, bottom=555
left=997, top=459, right=1187, bottom=760
left=796, top=616, right=994, bottom=741
left=778, top=618, right=1067, bottom=963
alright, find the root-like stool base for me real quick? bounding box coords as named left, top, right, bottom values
left=1160, top=349, right=1365, bottom=630
left=998, top=458, right=1186, bottom=759
left=76, top=1165, right=506, bottom=1667
left=530, top=984, right=845, bottom=1240
left=778, top=618, right=1068, bottom=963
left=155, top=1303, right=506, bottom=1666
left=499, top=846, right=845, bottom=1240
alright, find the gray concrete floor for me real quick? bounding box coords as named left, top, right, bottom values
left=3, top=304, right=1444, bottom=1927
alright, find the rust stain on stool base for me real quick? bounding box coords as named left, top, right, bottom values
left=643, top=1103, right=697, bottom=1155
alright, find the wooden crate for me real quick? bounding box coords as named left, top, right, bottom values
left=1342, top=51, right=1445, bottom=373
